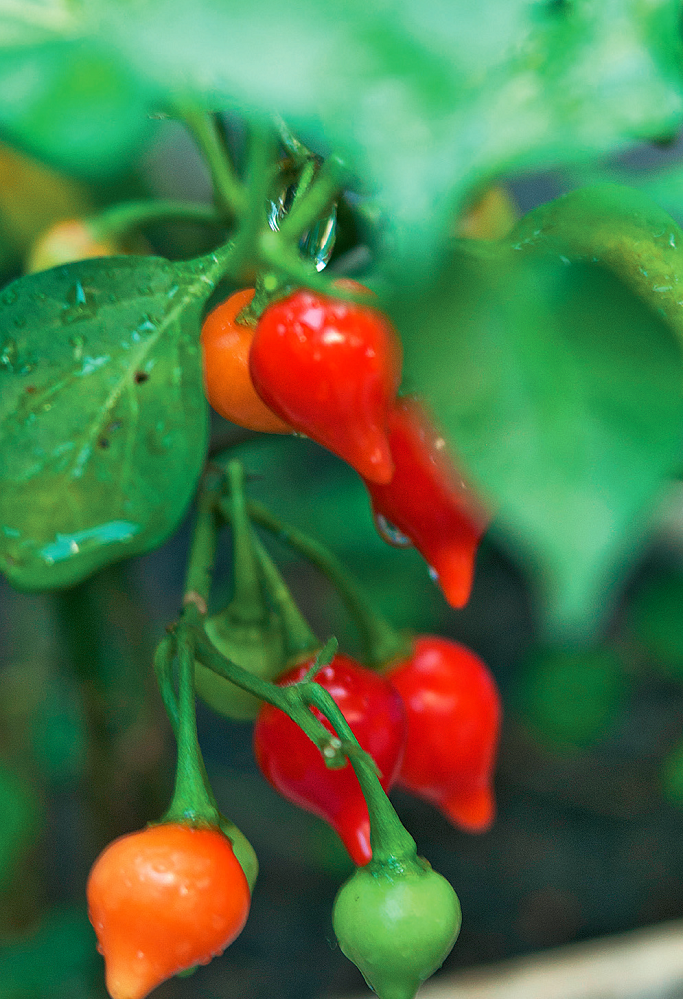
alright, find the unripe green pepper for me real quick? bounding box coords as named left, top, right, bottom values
left=333, top=855, right=461, bottom=999
left=195, top=610, right=285, bottom=721
left=218, top=813, right=259, bottom=893
left=195, top=459, right=289, bottom=721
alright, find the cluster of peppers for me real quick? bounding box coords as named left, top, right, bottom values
left=86, top=453, right=501, bottom=999
left=37, top=122, right=503, bottom=999
left=201, top=279, right=489, bottom=610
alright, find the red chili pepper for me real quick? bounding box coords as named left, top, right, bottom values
left=87, top=822, right=251, bottom=999
left=363, top=396, right=488, bottom=608
left=387, top=636, right=501, bottom=832
left=249, top=285, right=402, bottom=483
left=253, top=653, right=406, bottom=866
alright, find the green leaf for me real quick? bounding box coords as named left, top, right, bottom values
left=0, top=38, right=155, bottom=178
left=509, top=185, right=683, bottom=347
left=394, top=245, right=683, bottom=635
left=99, top=0, right=683, bottom=269
left=0, top=252, right=225, bottom=592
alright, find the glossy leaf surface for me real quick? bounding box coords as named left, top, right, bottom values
left=0, top=253, right=223, bottom=591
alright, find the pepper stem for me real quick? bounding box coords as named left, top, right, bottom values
left=181, top=106, right=246, bottom=220
left=247, top=500, right=410, bottom=667
left=278, top=154, right=346, bottom=247
left=161, top=469, right=224, bottom=826
left=250, top=532, right=319, bottom=660
left=88, top=199, right=224, bottom=243
left=304, top=683, right=417, bottom=864
left=225, top=460, right=270, bottom=626
left=216, top=485, right=319, bottom=659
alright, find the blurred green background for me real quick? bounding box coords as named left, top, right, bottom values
left=3, top=20, right=683, bottom=992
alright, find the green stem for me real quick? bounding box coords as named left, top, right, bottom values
left=304, top=683, right=417, bottom=864
left=192, top=626, right=339, bottom=753
left=225, top=460, right=270, bottom=625
left=231, top=123, right=280, bottom=277
left=154, top=634, right=179, bottom=737
left=247, top=500, right=410, bottom=667
left=216, top=488, right=318, bottom=657
left=251, top=532, right=320, bottom=659
left=183, top=467, right=225, bottom=614
left=160, top=466, right=227, bottom=825
left=287, top=157, right=318, bottom=213
left=279, top=155, right=345, bottom=246
left=257, top=233, right=338, bottom=294
left=162, top=620, right=221, bottom=826
left=275, top=116, right=313, bottom=166
left=243, top=269, right=290, bottom=325
left=182, top=107, right=247, bottom=220
left=89, top=199, right=224, bottom=242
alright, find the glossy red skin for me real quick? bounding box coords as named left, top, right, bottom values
left=249, top=287, right=402, bottom=483
left=253, top=653, right=406, bottom=866
left=87, top=823, right=250, bottom=999
left=387, top=637, right=501, bottom=832
left=363, top=396, right=489, bottom=608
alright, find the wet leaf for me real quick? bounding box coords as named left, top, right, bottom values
left=0, top=252, right=225, bottom=591
left=508, top=185, right=683, bottom=348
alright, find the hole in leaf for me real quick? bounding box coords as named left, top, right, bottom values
left=134, top=371, right=149, bottom=384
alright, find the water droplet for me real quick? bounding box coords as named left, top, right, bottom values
left=13, top=315, right=26, bottom=329
left=62, top=282, right=97, bottom=324
left=268, top=178, right=337, bottom=272
left=428, top=566, right=439, bottom=582
left=67, top=281, right=86, bottom=307
left=301, top=205, right=337, bottom=271
left=267, top=184, right=297, bottom=232
left=68, top=334, right=85, bottom=362
left=136, top=314, right=157, bottom=333
left=1, top=286, right=18, bottom=306
left=1, top=338, right=18, bottom=370
left=39, top=521, right=139, bottom=564
left=373, top=513, right=413, bottom=548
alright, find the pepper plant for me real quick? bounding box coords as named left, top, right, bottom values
left=3, top=1, right=683, bottom=998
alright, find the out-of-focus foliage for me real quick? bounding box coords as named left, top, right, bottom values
left=1, top=1, right=682, bottom=265
left=395, top=248, right=683, bottom=634
left=516, top=647, right=630, bottom=750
